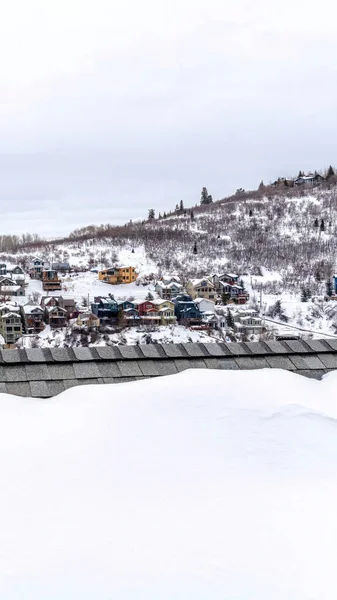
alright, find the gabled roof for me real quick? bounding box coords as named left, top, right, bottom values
left=1, top=312, right=21, bottom=319
left=47, top=306, right=67, bottom=315
left=21, top=304, right=44, bottom=315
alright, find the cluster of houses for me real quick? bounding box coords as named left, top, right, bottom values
left=0, top=258, right=263, bottom=346
left=271, top=172, right=325, bottom=188
left=90, top=293, right=263, bottom=335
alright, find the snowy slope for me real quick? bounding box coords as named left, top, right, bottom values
left=0, top=369, right=337, bottom=599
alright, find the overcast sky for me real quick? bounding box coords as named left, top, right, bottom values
left=0, top=0, right=336, bottom=236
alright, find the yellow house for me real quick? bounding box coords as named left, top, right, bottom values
left=98, top=266, right=138, bottom=285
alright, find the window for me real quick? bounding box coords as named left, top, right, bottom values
left=14, top=327, right=21, bottom=332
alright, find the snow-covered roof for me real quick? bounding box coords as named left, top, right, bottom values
left=194, top=297, right=215, bottom=305
left=21, top=304, right=43, bottom=315
left=1, top=312, right=21, bottom=319
left=240, top=316, right=262, bottom=323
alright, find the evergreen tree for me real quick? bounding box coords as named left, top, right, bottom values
left=226, top=308, right=234, bottom=329
left=298, top=170, right=304, bottom=178
left=180, top=199, right=184, bottom=211
left=240, top=279, right=245, bottom=291
left=284, top=179, right=288, bottom=186
left=326, top=278, right=333, bottom=297
left=200, top=187, right=213, bottom=205
left=249, top=209, right=253, bottom=217
left=320, top=219, right=325, bottom=232
left=327, top=165, right=335, bottom=179
left=163, top=211, right=167, bottom=218
left=193, top=241, right=198, bottom=254
left=148, top=208, right=155, bottom=220
left=301, top=287, right=308, bottom=302
left=175, top=204, right=179, bottom=212
left=190, top=209, right=194, bottom=221
left=222, top=292, right=230, bottom=305
left=314, top=217, right=319, bottom=228
left=158, top=212, right=162, bottom=219
left=258, top=180, right=265, bottom=189
left=145, top=291, right=154, bottom=301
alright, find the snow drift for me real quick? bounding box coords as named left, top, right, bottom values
left=0, top=369, right=336, bottom=599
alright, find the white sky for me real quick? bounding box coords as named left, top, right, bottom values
left=0, top=0, right=336, bottom=235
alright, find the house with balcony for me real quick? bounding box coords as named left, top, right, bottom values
left=0, top=277, right=25, bottom=297
left=98, top=266, right=138, bottom=284
left=136, top=300, right=161, bottom=324
left=8, top=266, right=26, bottom=286
left=91, top=296, right=119, bottom=324
left=0, top=312, right=22, bottom=345
left=174, top=298, right=201, bottom=325
left=186, top=278, right=216, bottom=300
left=45, top=306, right=68, bottom=328
left=154, top=299, right=176, bottom=325
left=42, top=270, right=62, bottom=292
left=20, top=304, right=45, bottom=334
left=233, top=310, right=263, bottom=335
left=29, top=257, right=44, bottom=279
left=155, top=278, right=183, bottom=299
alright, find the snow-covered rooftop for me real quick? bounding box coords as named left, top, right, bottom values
left=0, top=370, right=336, bottom=597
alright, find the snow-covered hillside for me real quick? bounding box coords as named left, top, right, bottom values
left=0, top=369, right=337, bottom=599
left=3, top=186, right=337, bottom=338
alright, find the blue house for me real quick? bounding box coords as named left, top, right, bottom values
left=91, top=296, right=119, bottom=324
left=334, top=275, right=337, bottom=294
left=174, top=299, right=201, bottom=324
left=117, top=300, right=136, bottom=312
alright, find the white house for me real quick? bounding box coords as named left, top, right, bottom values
left=194, top=297, right=216, bottom=313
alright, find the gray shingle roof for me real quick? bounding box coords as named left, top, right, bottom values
left=0, top=340, right=335, bottom=397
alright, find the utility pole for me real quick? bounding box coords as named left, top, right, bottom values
left=260, top=285, right=263, bottom=314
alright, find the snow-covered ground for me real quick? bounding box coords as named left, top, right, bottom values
left=0, top=369, right=337, bottom=598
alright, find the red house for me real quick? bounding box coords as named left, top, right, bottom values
left=136, top=301, right=161, bottom=324
left=136, top=301, right=158, bottom=316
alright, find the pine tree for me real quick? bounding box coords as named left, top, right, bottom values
left=158, top=212, right=162, bottom=219
left=258, top=180, right=265, bottom=189
left=222, top=292, right=230, bottom=305
left=301, top=287, right=308, bottom=302
left=190, top=209, right=194, bottom=221
left=193, top=241, right=198, bottom=254
left=148, top=208, right=155, bottom=219
left=249, top=209, right=253, bottom=217
left=327, top=165, right=335, bottom=179
left=163, top=211, right=167, bottom=218
left=180, top=199, right=184, bottom=211
left=145, top=291, right=154, bottom=301
left=320, top=219, right=325, bottom=231
left=326, top=278, right=333, bottom=297
left=200, top=188, right=213, bottom=205
left=175, top=204, right=179, bottom=212
left=226, top=308, right=234, bottom=329
left=284, top=179, right=288, bottom=186
left=240, top=279, right=245, bottom=291
left=314, top=217, right=319, bottom=228
left=200, top=187, right=208, bottom=205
